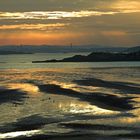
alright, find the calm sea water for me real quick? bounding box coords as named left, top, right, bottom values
left=0, top=53, right=140, bottom=69
left=0, top=53, right=140, bottom=139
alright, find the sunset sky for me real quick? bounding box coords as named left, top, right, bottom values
left=0, top=0, right=140, bottom=46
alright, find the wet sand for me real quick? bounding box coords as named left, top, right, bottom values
left=37, top=84, right=135, bottom=111
left=0, top=67, right=140, bottom=140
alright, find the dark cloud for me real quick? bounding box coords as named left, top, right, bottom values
left=0, top=0, right=140, bottom=46
left=0, top=0, right=139, bottom=12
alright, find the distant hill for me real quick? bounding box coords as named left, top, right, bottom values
left=0, top=50, right=32, bottom=55
left=33, top=50, right=140, bottom=63
left=0, top=45, right=139, bottom=55
left=0, top=45, right=127, bottom=54
left=124, top=46, right=140, bottom=53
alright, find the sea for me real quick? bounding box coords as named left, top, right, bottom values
left=0, top=53, right=140, bottom=139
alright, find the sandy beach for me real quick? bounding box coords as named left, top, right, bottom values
left=0, top=66, right=140, bottom=140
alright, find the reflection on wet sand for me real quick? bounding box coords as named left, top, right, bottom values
left=74, top=77, right=140, bottom=94
left=59, top=122, right=137, bottom=131
left=37, top=84, right=135, bottom=111
left=50, top=81, right=99, bottom=93
left=0, top=130, right=40, bottom=139
left=0, top=115, right=48, bottom=133
left=118, top=108, right=140, bottom=125
left=0, top=67, right=140, bottom=139
left=58, top=101, right=116, bottom=114
left=0, top=83, right=40, bottom=105
left=6, top=83, right=39, bottom=95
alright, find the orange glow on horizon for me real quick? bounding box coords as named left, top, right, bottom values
left=0, top=31, right=87, bottom=45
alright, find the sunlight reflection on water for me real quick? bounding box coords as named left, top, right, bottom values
left=58, top=101, right=118, bottom=114
left=6, top=83, right=39, bottom=95
left=0, top=66, right=140, bottom=139
left=0, top=130, right=41, bottom=139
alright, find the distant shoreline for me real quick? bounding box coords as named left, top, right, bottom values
left=32, top=51, right=140, bottom=63
left=0, top=52, right=33, bottom=55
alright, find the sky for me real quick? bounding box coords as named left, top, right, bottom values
left=0, top=0, right=140, bottom=47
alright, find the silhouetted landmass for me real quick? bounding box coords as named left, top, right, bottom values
left=124, top=46, right=140, bottom=53
left=0, top=51, right=33, bottom=55
left=0, top=45, right=140, bottom=54
left=0, top=45, right=128, bottom=53
left=32, top=51, right=140, bottom=63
